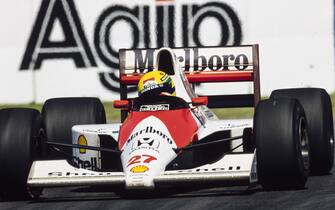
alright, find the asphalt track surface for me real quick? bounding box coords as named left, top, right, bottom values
left=1, top=147, right=335, bottom=209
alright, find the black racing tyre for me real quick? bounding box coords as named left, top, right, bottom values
left=270, top=88, right=334, bottom=175
left=255, top=98, right=309, bottom=190
left=0, top=108, right=42, bottom=200
left=42, top=97, right=106, bottom=160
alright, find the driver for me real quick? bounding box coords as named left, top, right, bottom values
left=137, top=70, right=176, bottom=97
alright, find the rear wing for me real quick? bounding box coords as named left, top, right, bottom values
left=119, top=44, right=260, bottom=108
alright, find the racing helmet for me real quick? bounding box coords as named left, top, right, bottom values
left=138, top=70, right=176, bottom=97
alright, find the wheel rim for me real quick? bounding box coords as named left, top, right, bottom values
left=330, top=135, right=334, bottom=163
left=299, top=117, right=309, bottom=170
left=328, top=116, right=334, bottom=162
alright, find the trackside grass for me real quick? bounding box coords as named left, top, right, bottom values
left=1, top=93, right=335, bottom=122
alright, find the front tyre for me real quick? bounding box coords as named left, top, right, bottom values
left=0, top=108, right=42, bottom=200
left=255, top=98, right=309, bottom=190
left=42, top=97, right=106, bottom=160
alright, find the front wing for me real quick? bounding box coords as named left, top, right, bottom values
left=28, top=152, right=257, bottom=189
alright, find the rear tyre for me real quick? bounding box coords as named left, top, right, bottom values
left=271, top=88, right=334, bottom=174
left=42, top=97, right=106, bottom=160
left=255, top=98, right=309, bottom=190
left=0, top=108, right=42, bottom=200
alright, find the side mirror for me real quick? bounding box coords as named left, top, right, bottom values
left=191, top=97, right=208, bottom=106
left=113, top=100, right=130, bottom=110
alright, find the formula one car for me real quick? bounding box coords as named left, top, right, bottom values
left=0, top=45, right=333, bottom=200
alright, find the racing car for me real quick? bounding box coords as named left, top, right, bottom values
left=0, top=45, right=333, bottom=200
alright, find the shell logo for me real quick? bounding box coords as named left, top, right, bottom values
left=77, top=135, right=88, bottom=154
left=130, top=165, right=149, bottom=173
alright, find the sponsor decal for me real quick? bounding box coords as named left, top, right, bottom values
left=72, top=156, right=99, bottom=171
left=48, top=171, right=116, bottom=177
left=142, top=77, right=155, bottom=86
left=140, top=104, right=169, bottom=111
left=127, top=154, right=157, bottom=167
left=222, top=123, right=250, bottom=129
left=132, top=137, right=160, bottom=150
left=81, top=128, right=107, bottom=134
left=176, top=167, right=236, bottom=173
left=192, top=107, right=206, bottom=125
left=130, top=165, right=149, bottom=173
left=126, top=126, right=173, bottom=145
left=203, top=109, right=215, bottom=119
left=133, top=48, right=250, bottom=73
left=20, top=0, right=242, bottom=92
left=142, top=84, right=163, bottom=92
left=77, top=135, right=88, bottom=154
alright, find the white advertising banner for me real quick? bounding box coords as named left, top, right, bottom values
left=0, top=0, right=333, bottom=103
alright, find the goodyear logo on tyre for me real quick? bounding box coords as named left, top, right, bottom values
left=130, top=165, right=149, bottom=173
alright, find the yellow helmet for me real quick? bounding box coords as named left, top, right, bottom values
left=138, top=70, right=176, bottom=97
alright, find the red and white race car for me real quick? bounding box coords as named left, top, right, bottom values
left=0, top=45, right=333, bottom=200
